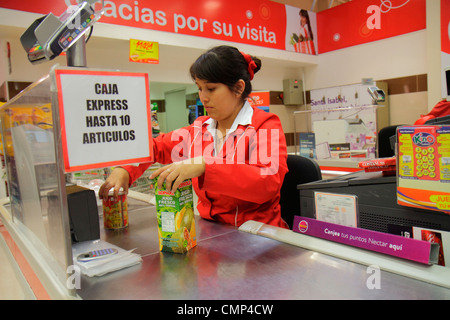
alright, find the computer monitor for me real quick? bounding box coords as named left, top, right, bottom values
left=297, top=171, right=450, bottom=234
left=446, top=67, right=450, bottom=102
left=442, top=66, right=450, bottom=101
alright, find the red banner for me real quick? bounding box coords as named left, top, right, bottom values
left=0, top=0, right=429, bottom=55
left=442, top=0, right=450, bottom=54
left=0, top=0, right=320, bottom=55
left=101, top=0, right=286, bottom=50
left=317, top=0, right=426, bottom=53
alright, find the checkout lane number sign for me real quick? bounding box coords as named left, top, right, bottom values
left=55, top=69, right=153, bottom=172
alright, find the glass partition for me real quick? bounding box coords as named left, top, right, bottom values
left=0, top=73, right=74, bottom=297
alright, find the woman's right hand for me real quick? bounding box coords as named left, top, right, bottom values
left=98, top=167, right=130, bottom=199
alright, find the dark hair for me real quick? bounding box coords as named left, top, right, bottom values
left=189, top=45, right=262, bottom=101
left=299, top=9, right=314, bottom=40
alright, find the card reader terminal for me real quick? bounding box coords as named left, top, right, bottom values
left=49, top=4, right=96, bottom=58
left=21, top=1, right=103, bottom=64
left=77, top=248, right=118, bottom=262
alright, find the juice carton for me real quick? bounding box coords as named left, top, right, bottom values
left=153, top=178, right=197, bottom=253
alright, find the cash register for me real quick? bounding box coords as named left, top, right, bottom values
left=298, top=109, right=450, bottom=235
left=297, top=170, right=450, bottom=234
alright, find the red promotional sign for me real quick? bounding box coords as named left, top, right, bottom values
left=99, top=0, right=286, bottom=50
left=317, top=0, right=426, bottom=53
left=442, top=0, right=450, bottom=54
left=248, top=91, right=270, bottom=107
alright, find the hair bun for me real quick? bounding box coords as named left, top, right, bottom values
left=240, top=52, right=261, bottom=80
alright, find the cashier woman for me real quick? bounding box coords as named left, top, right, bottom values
left=99, top=45, right=289, bottom=229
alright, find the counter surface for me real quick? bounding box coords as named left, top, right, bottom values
left=77, top=199, right=450, bottom=300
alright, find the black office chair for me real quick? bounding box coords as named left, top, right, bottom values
left=377, top=125, right=403, bottom=158
left=279, top=155, right=322, bottom=229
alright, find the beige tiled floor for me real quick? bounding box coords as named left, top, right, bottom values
left=0, top=233, right=29, bottom=300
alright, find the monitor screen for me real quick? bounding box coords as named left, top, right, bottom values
left=446, top=67, right=450, bottom=101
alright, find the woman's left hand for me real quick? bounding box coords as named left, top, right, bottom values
left=149, top=156, right=205, bottom=192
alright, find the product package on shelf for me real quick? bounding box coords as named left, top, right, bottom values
left=153, top=178, right=197, bottom=253
left=412, top=226, right=449, bottom=267
left=397, top=126, right=450, bottom=214
left=358, top=156, right=396, bottom=174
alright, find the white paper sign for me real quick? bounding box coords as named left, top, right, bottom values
left=314, top=191, right=358, bottom=228
left=55, top=69, right=152, bottom=172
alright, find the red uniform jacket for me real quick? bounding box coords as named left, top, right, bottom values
left=122, top=106, right=288, bottom=228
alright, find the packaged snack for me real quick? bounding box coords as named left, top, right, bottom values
left=153, top=178, right=196, bottom=253
left=103, top=189, right=128, bottom=229
left=358, top=156, right=396, bottom=173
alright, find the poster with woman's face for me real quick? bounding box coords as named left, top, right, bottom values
left=284, top=5, right=318, bottom=55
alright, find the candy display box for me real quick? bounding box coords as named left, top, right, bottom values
left=397, top=126, right=450, bottom=214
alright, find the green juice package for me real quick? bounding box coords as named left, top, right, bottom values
left=153, top=178, right=196, bottom=253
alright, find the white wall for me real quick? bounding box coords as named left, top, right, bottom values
left=304, top=30, right=427, bottom=90
left=302, top=30, right=431, bottom=125
left=0, top=40, right=10, bottom=86
left=0, top=26, right=67, bottom=86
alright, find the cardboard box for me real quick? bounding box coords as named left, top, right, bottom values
left=413, top=226, right=449, bottom=267
left=397, top=126, right=450, bottom=214
left=154, top=179, right=197, bottom=253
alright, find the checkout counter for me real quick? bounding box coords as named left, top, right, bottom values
left=73, top=196, right=450, bottom=300
left=3, top=194, right=450, bottom=300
